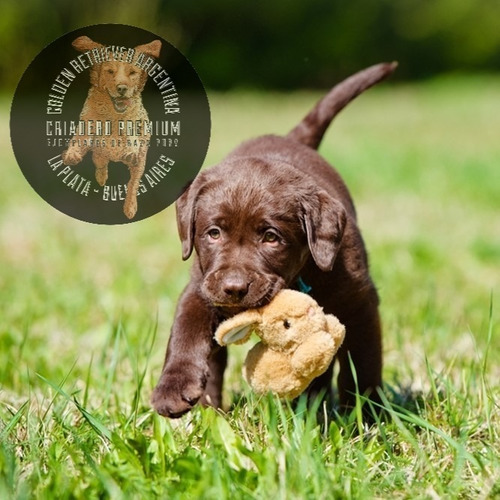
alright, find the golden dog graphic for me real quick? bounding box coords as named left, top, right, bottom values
left=62, top=36, right=162, bottom=219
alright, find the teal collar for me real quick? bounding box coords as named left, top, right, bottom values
left=296, top=276, right=312, bottom=294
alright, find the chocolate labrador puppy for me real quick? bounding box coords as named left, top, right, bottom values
left=152, top=62, right=397, bottom=418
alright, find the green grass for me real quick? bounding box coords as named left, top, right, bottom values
left=1, top=76, right=499, bottom=499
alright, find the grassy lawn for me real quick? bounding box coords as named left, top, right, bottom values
left=0, top=76, right=499, bottom=499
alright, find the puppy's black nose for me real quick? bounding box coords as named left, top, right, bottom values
left=117, top=84, right=128, bottom=95
left=223, top=277, right=249, bottom=301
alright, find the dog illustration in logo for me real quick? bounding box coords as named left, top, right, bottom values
left=62, top=36, right=162, bottom=219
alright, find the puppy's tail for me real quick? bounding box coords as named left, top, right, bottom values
left=287, top=62, right=398, bottom=150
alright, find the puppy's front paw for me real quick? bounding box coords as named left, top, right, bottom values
left=62, top=148, right=83, bottom=165
left=151, top=364, right=208, bottom=418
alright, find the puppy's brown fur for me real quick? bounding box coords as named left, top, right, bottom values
left=152, top=63, right=397, bottom=418
left=62, top=36, right=161, bottom=219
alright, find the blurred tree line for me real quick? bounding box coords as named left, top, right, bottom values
left=2, top=0, right=500, bottom=91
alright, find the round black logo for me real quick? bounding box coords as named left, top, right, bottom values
left=10, top=24, right=210, bottom=224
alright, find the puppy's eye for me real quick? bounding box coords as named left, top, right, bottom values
left=207, top=228, right=221, bottom=240
left=283, top=320, right=291, bottom=329
left=107, top=69, right=114, bottom=74
left=263, top=230, right=279, bottom=244
left=129, top=70, right=137, bottom=76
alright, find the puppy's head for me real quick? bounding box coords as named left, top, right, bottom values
left=177, top=157, right=346, bottom=314
left=71, top=36, right=161, bottom=113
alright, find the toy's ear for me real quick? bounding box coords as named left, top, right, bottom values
left=215, top=311, right=262, bottom=346
left=219, top=324, right=253, bottom=345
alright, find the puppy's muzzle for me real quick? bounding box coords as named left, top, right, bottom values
left=221, top=274, right=250, bottom=302
left=109, top=85, right=131, bottom=113
left=202, top=269, right=286, bottom=313
left=117, top=84, right=128, bottom=96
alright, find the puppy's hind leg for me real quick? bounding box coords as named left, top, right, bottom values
left=92, top=151, right=109, bottom=186
left=123, top=153, right=145, bottom=219
left=337, top=298, right=383, bottom=413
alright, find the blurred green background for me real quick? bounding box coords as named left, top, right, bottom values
left=2, top=0, right=500, bottom=92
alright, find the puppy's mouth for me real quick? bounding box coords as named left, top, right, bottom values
left=213, top=304, right=247, bottom=317
left=207, top=275, right=286, bottom=317
left=111, top=96, right=131, bottom=113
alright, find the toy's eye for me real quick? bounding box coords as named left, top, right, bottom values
left=207, top=227, right=221, bottom=240
left=283, top=320, right=291, bottom=329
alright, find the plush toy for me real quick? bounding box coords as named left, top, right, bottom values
left=214, top=289, right=345, bottom=399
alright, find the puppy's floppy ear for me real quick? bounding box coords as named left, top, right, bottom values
left=134, top=40, right=162, bottom=91
left=176, top=183, right=195, bottom=260
left=300, top=190, right=347, bottom=272
left=135, top=40, right=162, bottom=58
left=72, top=37, right=104, bottom=87
left=175, top=174, right=207, bottom=260
left=72, top=36, right=104, bottom=53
